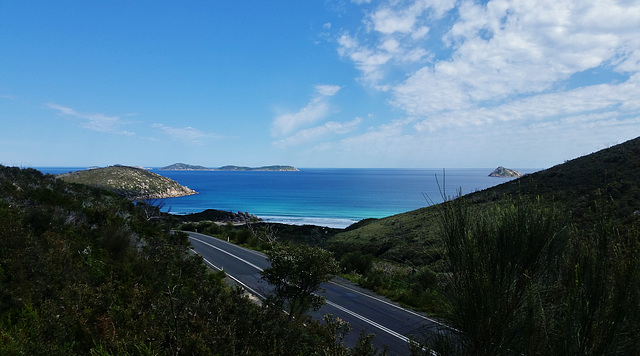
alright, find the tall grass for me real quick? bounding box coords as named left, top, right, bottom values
left=433, top=193, right=640, bottom=355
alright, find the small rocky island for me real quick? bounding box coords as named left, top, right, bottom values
left=489, top=166, right=522, bottom=178
left=57, top=165, right=197, bottom=200
left=159, top=163, right=299, bottom=171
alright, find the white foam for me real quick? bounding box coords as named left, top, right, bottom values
left=259, top=215, right=359, bottom=229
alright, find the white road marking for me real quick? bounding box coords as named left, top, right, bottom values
left=188, top=233, right=434, bottom=346
left=325, top=300, right=410, bottom=343
left=329, top=281, right=453, bottom=330
left=192, top=248, right=266, bottom=300
left=190, top=236, right=264, bottom=272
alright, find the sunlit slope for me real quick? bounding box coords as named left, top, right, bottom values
left=58, top=165, right=197, bottom=200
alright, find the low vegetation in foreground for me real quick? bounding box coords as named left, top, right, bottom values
left=2, top=137, right=640, bottom=355
left=169, top=137, right=640, bottom=354
left=0, top=166, right=382, bottom=355
left=329, top=137, right=640, bottom=354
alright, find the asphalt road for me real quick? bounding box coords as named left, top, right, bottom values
left=186, top=231, right=447, bottom=355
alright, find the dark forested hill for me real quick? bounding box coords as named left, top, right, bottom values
left=0, top=166, right=371, bottom=355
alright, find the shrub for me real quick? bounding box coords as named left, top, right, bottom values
left=340, top=251, right=374, bottom=275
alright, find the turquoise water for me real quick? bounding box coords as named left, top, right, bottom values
left=37, top=167, right=537, bottom=228
left=156, top=168, right=537, bottom=228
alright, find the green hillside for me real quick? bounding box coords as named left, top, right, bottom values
left=330, top=136, right=640, bottom=266
left=328, top=137, right=640, bottom=354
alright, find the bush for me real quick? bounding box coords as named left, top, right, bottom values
left=340, top=251, right=374, bottom=275
left=235, top=228, right=253, bottom=245
left=439, top=195, right=569, bottom=355
left=262, top=242, right=339, bottom=321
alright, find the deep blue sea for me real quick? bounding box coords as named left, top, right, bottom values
left=38, top=167, right=539, bottom=228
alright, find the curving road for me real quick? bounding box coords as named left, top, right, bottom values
left=187, top=231, right=447, bottom=355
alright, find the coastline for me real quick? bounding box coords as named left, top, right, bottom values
left=36, top=167, right=538, bottom=230
left=259, top=215, right=360, bottom=229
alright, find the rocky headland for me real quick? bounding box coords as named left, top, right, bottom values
left=57, top=165, right=197, bottom=200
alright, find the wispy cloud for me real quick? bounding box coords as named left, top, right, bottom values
left=337, top=0, right=452, bottom=87
left=152, top=123, right=218, bottom=145
left=273, top=117, right=362, bottom=148
left=272, top=84, right=342, bottom=136
left=47, top=103, right=135, bottom=136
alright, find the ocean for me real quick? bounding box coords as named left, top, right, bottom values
left=38, top=167, right=537, bottom=228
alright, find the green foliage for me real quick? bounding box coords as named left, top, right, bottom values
left=353, top=261, right=444, bottom=314
left=328, top=136, right=640, bottom=316
left=331, top=136, right=640, bottom=264
left=340, top=251, right=374, bottom=275
left=548, top=198, right=640, bottom=355
left=0, top=166, right=389, bottom=355
left=435, top=192, right=640, bottom=355
left=439, top=195, right=569, bottom=354
left=262, top=242, right=339, bottom=321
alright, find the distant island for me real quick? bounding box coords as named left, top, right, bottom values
left=489, top=166, right=522, bottom=178
left=159, top=163, right=299, bottom=172
left=216, top=165, right=299, bottom=171
left=57, top=165, right=197, bottom=200
left=159, top=163, right=213, bottom=171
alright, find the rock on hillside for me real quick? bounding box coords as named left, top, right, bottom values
left=57, top=165, right=197, bottom=200
left=489, top=166, right=522, bottom=177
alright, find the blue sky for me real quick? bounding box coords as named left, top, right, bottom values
left=1, top=0, right=639, bottom=168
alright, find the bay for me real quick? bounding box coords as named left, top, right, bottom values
left=36, top=167, right=538, bottom=228
left=156, top=168, right=538, bottom=228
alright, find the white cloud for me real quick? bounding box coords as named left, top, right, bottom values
left=337, top=0, right=446, bottom=86
left=47, top=103, right=135, bottom=136
left=315, top=84, right=341, bottom=96
left=340, top=0, right=640, bottom=129
left=323, top=0, right=640, bottom=166
left=413, top=76, right=640, bottom=132
left=272, top=84, right=342, bottom=136
left=338, top=33, right=393, bottom=84
left=302, top=110, right=640, bottom=168
left=369, top=7, right=417, bottom=34
left=152, top=123, right=216, bottom=145
left=273, top=117, right=362, bottom=148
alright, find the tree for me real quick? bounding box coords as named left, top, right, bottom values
left=261, top=242, right=339, bottom=321
left=137, top=199, right=168, bottom=221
